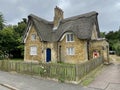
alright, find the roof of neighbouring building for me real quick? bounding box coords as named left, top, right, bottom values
left=23, top=11, right=100, bottom=42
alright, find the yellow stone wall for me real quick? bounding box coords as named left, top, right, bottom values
left=24, top=26, right=58, bottom=63
left=53, top=7, right=63, bottom=28
left=41, top=42, right=58, bottom=63
left=58, top=34, right=88, bottom=64
left=89, top=40, right=109, bottom=62
left=24, top=25, right=89, bottom=64
left=24, top=26, right=42, bottom=62
left=24, top=25, right=109, bottom=64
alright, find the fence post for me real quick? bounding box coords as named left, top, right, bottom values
left=31, top=62, right=32, bottom=75
left=75, top=64, right=79, bottom=82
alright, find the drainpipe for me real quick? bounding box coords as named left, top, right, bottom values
left=87, top=40, right=90, bottom=60
left=59, top=45, right=61, bottom=63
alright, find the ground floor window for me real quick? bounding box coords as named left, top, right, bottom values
left=67, top=47, right=75, bottom=55
left=30, top=46, right=37, bottom=55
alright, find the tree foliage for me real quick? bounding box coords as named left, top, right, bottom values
left=0, top=26, right=16, bottom=57
left=12, top=19, right=27, bottom=58
left=105, top=29, right=120, bottom=56
left=0, top=17, right=27, bottom=59
left=0, top=13, right=5, bottom=30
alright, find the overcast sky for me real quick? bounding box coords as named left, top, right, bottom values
left=0, top=0, right=120, bottom=32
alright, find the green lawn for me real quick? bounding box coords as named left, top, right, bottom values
left=3, top=59, right=23, bottom=62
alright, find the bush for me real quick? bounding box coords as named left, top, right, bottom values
left=116, top=47, right=120, bottom=56
left=113, top=41, right=120, bottom=56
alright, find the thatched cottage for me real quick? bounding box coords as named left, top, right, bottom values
left=23, top=6, right=109, bottom=64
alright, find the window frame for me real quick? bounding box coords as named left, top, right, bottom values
left=31, top=34, right=36, bottom=41
left=66, top=33, right=74, bottom=42
left=67, top=47, right=75, bottom=55
left=30, top=46, right=37, bottom=55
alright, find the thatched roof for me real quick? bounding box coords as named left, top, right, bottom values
left=23, top=11, right=100, bottom=42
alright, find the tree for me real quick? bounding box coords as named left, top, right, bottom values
left=14, top=18, right=27, bottom=37
left=100, top=32, right=105, bottom=38
left=105, top=28, right=120, bottom=56
left=0, top=26, right=17, bottom=58
left=0, top=13, right=27, bottom=59
left=113, top=41, right=120, bottom=56
left=12, top=19, right=27, bottom=58
left=0, top=13, right=5, bottom=30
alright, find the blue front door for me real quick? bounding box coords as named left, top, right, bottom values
left=46, top=48, right=51, bottom=62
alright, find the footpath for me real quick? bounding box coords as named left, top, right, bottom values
left=88, top=55, right=120, bottom=90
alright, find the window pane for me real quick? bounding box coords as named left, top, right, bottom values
left=30, top=46, right=37, bottom=55
left=67, top=34, right=69, bottom=41
left=71, top=34, right=73, bottom=41
left=31, top=34, right=36, bottom=41
left=67, top=47, right=75, bottom=55
left=71, top=48, right=75, bottom=55
left=66, top=33, right=74, bottom=42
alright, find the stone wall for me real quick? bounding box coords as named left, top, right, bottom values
left=24, top=26, right=58, bottom=63
left=41, top=42, right=58, bottom=63
left=24, top=25, right=109, bottom=64
left=53, top=6, right=64, bottom=29
left=24, top=26, right=42, bottom=62
left=58, top=34, right=88, bottom=64
left=89, top=40, right=109, bottom=63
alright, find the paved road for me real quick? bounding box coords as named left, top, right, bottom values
left=0, top=71, right=100, bottom=90
left=88, top=56, right=120, bottom=90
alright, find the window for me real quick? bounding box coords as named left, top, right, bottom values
left=67, top=47, right=75, bottom=55
left=30, top=46, right=37, bottom=55
left=31, top=34, right=36, bottom=41
left=66, top=33, right=74, bottom=42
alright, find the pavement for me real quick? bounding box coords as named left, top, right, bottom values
left=0, top=71, right=99, bottom=90
left=0, top=84, right=10, bottom=90
left=88, top=55, right=120, bottom=90
left=0, top=55, right=119, bottom=90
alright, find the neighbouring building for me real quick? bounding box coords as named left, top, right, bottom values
left=23, top=6, right=109, bottom=64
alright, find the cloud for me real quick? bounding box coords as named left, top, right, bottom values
left=0, top=0, right=120, bottom=32
left=57, top=0, right=71, bottom=10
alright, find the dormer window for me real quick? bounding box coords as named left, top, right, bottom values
left=31, top=34, right=36, bottom=41
left=66, top=33, right=74, bottom=42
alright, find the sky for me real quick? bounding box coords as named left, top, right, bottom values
left=0, top=0, right=120, bottom=32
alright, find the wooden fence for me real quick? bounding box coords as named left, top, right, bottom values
left=0, top=57, right=103, bottom=83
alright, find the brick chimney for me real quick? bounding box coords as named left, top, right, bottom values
left=53, top=6, right=64, bottom=30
